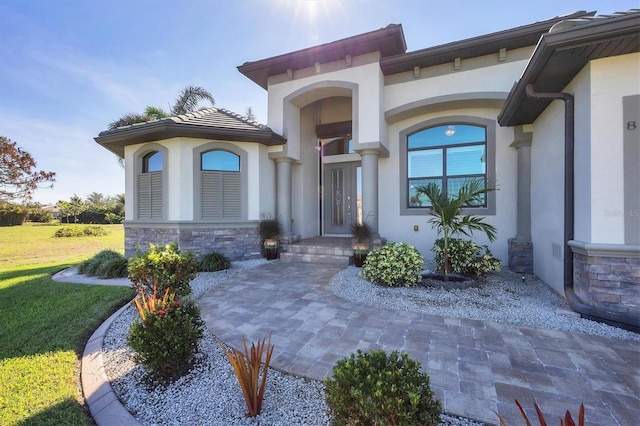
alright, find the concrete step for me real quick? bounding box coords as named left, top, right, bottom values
left=286, top=244, right=353, bottom=257
left=279, top=251, right=350, bottom=267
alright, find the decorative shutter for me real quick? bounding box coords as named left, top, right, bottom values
left=137, top=174, right=151, bottom=219
left=202, top=171, right=222, bottom=219
left=137, top=172, right=163, bottom=219
left=222, top=172, right=241, bottom=218
left=201, top=171, right=241, bottom=219
left=150, top=172, right=163, bottom=219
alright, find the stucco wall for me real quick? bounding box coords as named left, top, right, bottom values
left=530, top=101, right=566, bottom=294
left=589, top=53, right=640, bottom=243
left=124, top=137, right=275, bottom=222
left=381, top=107, right=517, bottom=267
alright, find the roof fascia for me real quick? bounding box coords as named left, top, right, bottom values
left=237, top=24, right=406, bottom=89
left=380, top=11, right=594, bottom=75
left=95, top=121, right=286, bottom=158
left=498, top=11, right=640, bottom=126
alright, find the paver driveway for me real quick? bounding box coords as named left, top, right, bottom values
left=199, top=261, right=640, bottom=425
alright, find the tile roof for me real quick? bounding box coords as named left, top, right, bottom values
left=95, top=107, right=286, bottom=158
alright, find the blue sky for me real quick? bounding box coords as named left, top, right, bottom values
left=1, top=0, right=637, bottom=205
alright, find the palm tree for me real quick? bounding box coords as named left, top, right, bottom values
left=107, top=85, right=215, bottom=130
left=414, top=178, right=497, bottom=279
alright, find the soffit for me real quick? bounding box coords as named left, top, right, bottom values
left=380, top=11, right=594, bottom=75
left=499, top=10, right=640, bottom=126
left=237, top=24, right=407, bottom=89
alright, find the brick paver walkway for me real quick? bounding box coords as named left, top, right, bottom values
left=199, top=261, right=639, bottom=425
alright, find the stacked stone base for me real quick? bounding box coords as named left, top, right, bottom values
left=572, top=249, right=640, bottom=318
left=124, top=221, right=262, bottom=261
left=508, top=238, right=533, bottom=274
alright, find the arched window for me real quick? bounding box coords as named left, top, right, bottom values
left=137, top=149, right=164, bottom=219
left=200, top=150, right=241, bottom=219
left=142, top=151, right=163, bottom=173
left=201, top=150, right=240, bottom=172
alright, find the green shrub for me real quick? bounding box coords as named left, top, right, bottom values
left=361, top=242, right=424, bottom=287
left=0, top=202, right=27, bottom=226
left=104, top=212, right=124, bottom=224
left=127, top=242, right=198, bottom=297
left=95, top=256, right=129, bottom=278
left=54, top=225, right=108, bottom=237
left=128, top=288, right=204, bottom=383
left=78, top=249, right=125, bottom=276
left=199, top=252, right=231, bottom=272
left=324, top=349, right=441, bottom=426
left=433, top=238, right=501, bottom=277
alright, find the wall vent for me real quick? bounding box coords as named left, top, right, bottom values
left=552, top=243, right=562, bottom=260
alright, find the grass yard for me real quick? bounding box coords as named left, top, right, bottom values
left=0, top=223, right=134, bottom=426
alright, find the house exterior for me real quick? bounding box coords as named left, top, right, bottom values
left=95, top=9, right=639, bottom=330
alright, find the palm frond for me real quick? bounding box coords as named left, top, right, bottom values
left=144, top=105, right=169, bottom=120
left=108, top=113, right=151, bottom=129
left=171, top=86, right=215, bottom=115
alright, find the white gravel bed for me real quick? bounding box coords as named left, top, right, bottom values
left=103, top=260, right=332, bottom=426
left=330, top=267, right=640, bottom=342
left=102, top=262, right=637, bottom=426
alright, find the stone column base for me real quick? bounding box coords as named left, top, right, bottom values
left=569, top=241, right=640, bottom=319
left=508, top=238, right=533, bottom=274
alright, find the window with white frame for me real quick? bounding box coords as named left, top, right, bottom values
left=137, top=151, right=163, bottom=219
left=200, top=150, right=241, bottom=219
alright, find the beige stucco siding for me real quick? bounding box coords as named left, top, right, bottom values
left=589, top=53, right=640, bottom=243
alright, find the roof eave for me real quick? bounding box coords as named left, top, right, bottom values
left=95, top=121, right=286, bottom=158
left=238, top=24, right=407, bottom=89
left=499, top=11, right=640, bottom=126
left=380, top=11, right=595, bottom=75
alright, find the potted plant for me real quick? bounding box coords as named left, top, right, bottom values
left=350, top=221, right=373, bottom=267
left=353, top=246, right=368, bottom=267
left=259, top=218, right=281, bottom=260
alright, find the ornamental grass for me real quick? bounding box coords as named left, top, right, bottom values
left=220, top=334, right=275, bottom=417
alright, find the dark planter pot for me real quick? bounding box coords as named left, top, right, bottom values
left=265, top=247, right=278, bottom=260
left=353, top=253, right=367, bottom=267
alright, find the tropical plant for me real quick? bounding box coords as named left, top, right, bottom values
left=108, top=86, right=215, bottom=129
left=361, top=242, right=424, bottom=287
left=128, top=286, right=205, bottom=383
left=350, top=221, right=373, bottom=244
left=259, top=218, right=281, bottom=241
left=433, top=238, right=500, bottom=277
left=324, top=349, right=442, bottom=425
left=496, top=400, right=585, bottom=426
left=127, top=242, right=199, bottom=297
left=220, top=334, right=274, bottom=417
left=414, top=178, right=497, bottom=279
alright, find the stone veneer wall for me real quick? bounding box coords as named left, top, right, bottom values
left=508, top=238, right=533, bottom=274
left=124, top=222, right=262, bottom=261
left=571, top=246, right=640, bottom=317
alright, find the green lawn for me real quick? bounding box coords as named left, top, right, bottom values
left=0, top=223, right=134, bottom=426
